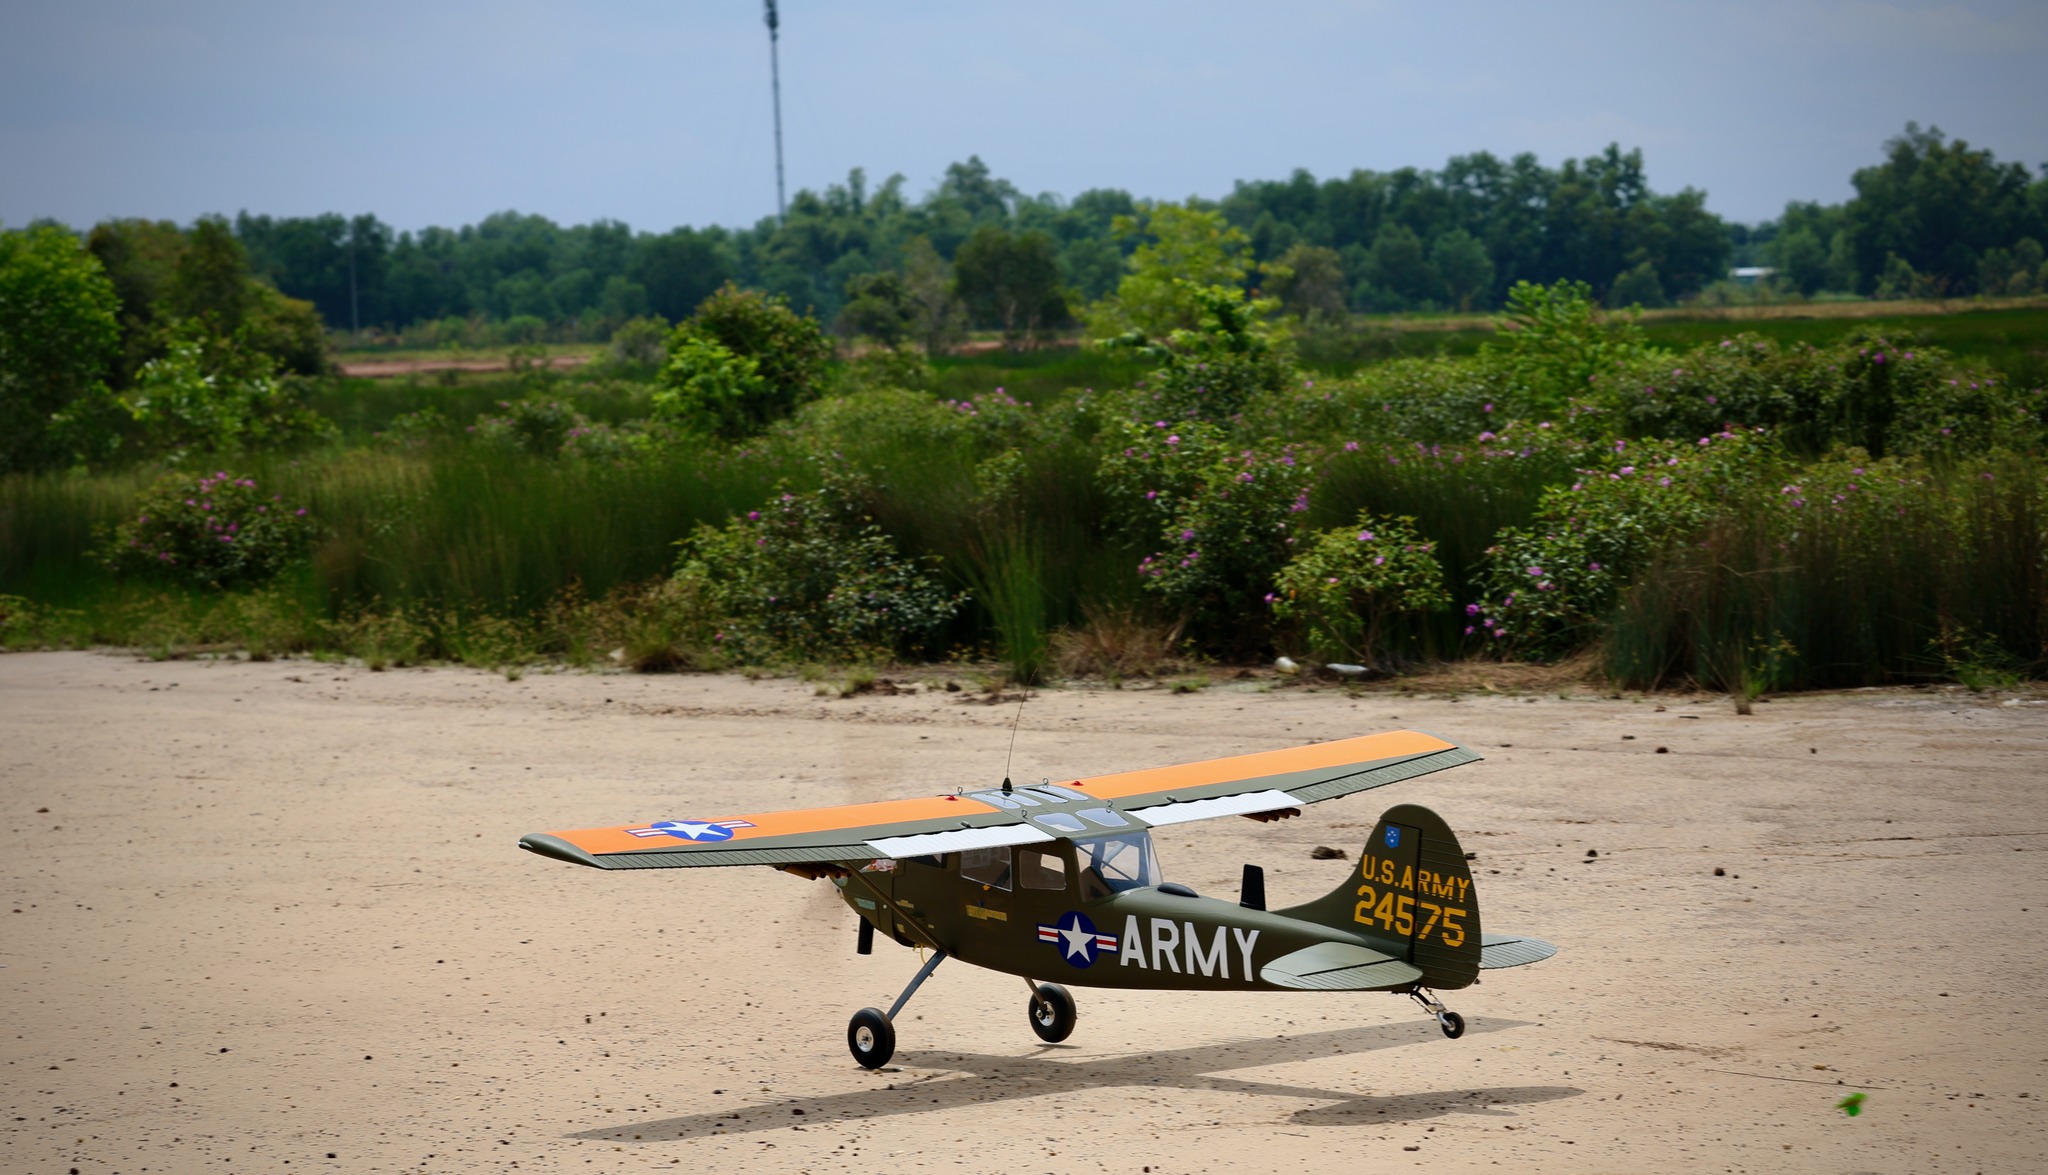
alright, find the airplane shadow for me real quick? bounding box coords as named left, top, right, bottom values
left=572, top=1016, right=1580, bottom=1142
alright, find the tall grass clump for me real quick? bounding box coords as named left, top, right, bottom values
left=1604, top=454, right=2045, bottom=692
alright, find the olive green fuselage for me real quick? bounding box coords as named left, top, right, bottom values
left=829, top=837, right=1446, bottom=993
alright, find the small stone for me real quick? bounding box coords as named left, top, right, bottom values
left=1309, top=846, right=1346, bottom=860
left=1655, top=746, right=1669, bottom=754
left=1714, top=867, right=1725, bottom=876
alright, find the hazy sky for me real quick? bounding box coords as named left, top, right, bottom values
left=5, top=0, right=2045, bottom=234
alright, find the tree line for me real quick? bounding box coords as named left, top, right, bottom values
left=20, top=125, right=2048, bottom=353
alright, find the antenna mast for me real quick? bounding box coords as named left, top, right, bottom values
left=763, top=0, right=786, bottom=223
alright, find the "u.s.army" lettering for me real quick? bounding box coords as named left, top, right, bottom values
left=1352, top=854, right=1468, bottom=946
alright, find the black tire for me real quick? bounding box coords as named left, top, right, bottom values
left=1028, top=982, right=1077, bottom=1043
left=1438, top=1011, right=1465, bottom=1039
left=848, top=1007, right=895, bottom=1069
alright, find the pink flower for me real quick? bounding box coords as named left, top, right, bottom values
left=1589, top=562, right=1602, bottom=571
left=1343, top=441, right=1359, bottom=452
left=1358, top=531, right=1376, bottom=542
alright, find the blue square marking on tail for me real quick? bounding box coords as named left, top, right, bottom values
left=1383, top=826, right=1401, bottom=849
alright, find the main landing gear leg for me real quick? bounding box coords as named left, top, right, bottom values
left=848, top=949, right=948, bottom=1070
left=1409, top=986, right=1465, bottom=1039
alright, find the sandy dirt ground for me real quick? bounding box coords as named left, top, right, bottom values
left=2, top=652, right=2044, bottom=1174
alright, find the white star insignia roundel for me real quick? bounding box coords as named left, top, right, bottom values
left=625, top=819, right=756, bottom=842
left=1035, top=912, right=1118, bottom=968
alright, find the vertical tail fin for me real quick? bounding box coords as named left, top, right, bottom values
left=1276, top=803, right=1481, bottom=989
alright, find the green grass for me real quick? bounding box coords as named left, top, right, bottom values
left=299, top=375, right=655, bottom=444
left=1292, top=303, right=2048, bottom=385
left=929, top=347, right=1149, bottom=405
left=1634, top=305, right=2048, bottom=389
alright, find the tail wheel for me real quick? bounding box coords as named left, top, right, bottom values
left=1438, top=1011, right=1466, bottom=1039
left=847, top=1007, right=895, bottom=1069
left=1028, top=982, right=1077, bottom=1043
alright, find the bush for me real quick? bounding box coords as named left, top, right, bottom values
left=112, top=328, right=333, bottom=461
left=1271, top=513, right=1449, bottom=664
left=606, top=315, right=670, bottom=369
left=1103, top=281, right=1290, bottom=423
left=101, top=470, right=318, bottom=589
left=673, top=478, right=965, bottom=662
left=654, top=332, right=773, bottom=439
left=1482, top=279, right=1652, bottom=416
left=667, top=283, right=834, bottom=434
left=471, top=396, right=589, bottom=457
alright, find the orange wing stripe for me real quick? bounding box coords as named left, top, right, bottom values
left=545, top=794, right=999, bottom=856
left=1071, top=730, right=1454, bottom=800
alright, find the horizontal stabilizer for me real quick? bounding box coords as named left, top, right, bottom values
left=1260, top=942, right=1423, bottom=991
left=1479, top=933, right=1557, bottom=970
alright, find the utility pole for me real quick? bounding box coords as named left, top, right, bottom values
left=347, top=223, right=360, bottom=337
left=764, top=0, right=786, bottom=223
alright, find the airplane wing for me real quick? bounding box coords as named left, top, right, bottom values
left=519, top=729, right=1478, bottom=871
left=1064, top=729, right=1479, bottom=825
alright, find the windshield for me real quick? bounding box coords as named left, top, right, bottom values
left=1078, top=832, right=1162, bottom=893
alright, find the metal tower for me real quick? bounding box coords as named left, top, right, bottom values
left=764, top=0, right=786, bottom=223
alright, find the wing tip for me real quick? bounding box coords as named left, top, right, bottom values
left=520, top=832, right=606, bottom=869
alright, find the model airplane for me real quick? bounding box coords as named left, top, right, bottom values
left=520, top=729, right=1556, bottom=1068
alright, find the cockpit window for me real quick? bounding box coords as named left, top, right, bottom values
left=960, top=846, right=1012, bottom=890
left=1077, top=832, right=1162, bottom=894
left=1017, top=847, right=1067, bottom=891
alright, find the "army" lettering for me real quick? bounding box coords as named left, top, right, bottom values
left=1118, top=916, right=1259, bottom=982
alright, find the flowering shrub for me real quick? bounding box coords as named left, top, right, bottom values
left=673, top=477, right=965, bottom=662
left=1099, top=418, right=1312, bottom=639
left=101, top=470, right=317, bottom=588
left=1469, top=430, right=1780, bottom=656
left=1271, top=513, right=1449, bottom=664
left=1586, top=331, right=2034, bottom=457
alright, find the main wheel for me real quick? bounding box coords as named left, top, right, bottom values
left=1028, top=982, right=1077, bottom=1043
left=847, top=1007, right=895, bottom=1069
left=1438, top=1011, right=1466, bottom=1039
